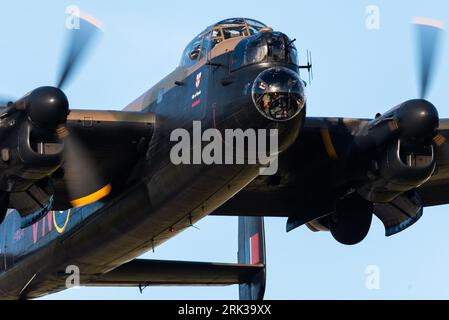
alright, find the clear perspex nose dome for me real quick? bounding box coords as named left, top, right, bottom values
left=252, top=67, right=305, bottom=121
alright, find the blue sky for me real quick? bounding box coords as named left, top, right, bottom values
left=2, top=0, right=449, bottom=299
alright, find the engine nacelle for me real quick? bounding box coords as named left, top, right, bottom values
left=357, top=138, right=436, bottom=203
left=0, top=119, right=64, bottom=193
left=0, top=87, right=68, bottom=193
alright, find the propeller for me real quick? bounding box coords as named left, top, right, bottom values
left=0, top=11, right=110, bottom=211
left=413, top=17, right=444, bottom=100
left=0, top=12, right=103, bottom=117
left=55, top=12, right=110, bottom=208
left=362, top=17, right=444, bottom=150
left=56, top=11, right=104, bottom=90
left=413, top=18, right=447, bottom=149
left=59, top=133, right=112, bottom=209
left=54, top=11, right=110, bottom=208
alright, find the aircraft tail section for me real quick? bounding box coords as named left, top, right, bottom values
left=238, top=216, right=266, bottom=300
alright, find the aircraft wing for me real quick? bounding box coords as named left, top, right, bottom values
left=214, top=117, right=363, bottom=219
left=215, top=117, right=449, bottom=237
left=10, top=109, right=155, bottom=213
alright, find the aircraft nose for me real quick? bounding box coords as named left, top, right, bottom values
left=252, top=67, right=305, bottom=122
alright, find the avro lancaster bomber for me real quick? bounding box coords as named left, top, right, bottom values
left=0, top=15, right=446, bottom=300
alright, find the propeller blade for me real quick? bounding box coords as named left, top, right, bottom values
left=56, top=11, right=104, bottom=90
left=413, top=17, right=444, bottom=99
left=60, top=132, right=111, bottom=208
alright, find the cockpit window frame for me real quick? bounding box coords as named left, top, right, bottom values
left=179, top=18, right=269, bottom=68
left=244, top=19, right=267, bottom=28
left=211, top=18, right=268, bottom=41
left=180, top=34, right=205, bottom=68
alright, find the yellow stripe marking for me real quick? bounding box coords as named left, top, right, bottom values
left=321, top=128, right=339, bottom=160
left=53, top=210, right=71, bottom=234
left=56, top=126, right=70, bottom=139
left=70, top=184, right=112, bottom=207
left=434, top=134, right=447, bottom=146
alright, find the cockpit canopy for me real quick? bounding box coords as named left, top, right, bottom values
left=180, top=18, right=270, bottom=68
left=214, top=18, right=268, bottom=39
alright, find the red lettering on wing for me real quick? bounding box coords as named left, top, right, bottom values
left=42, top=218, right=46, bottom=237
left=13, top=229, right=24, bottom=242
left=47, top=212, right=52, bottom=232
left=192, top=99, right=201, bottom=108
left=32, top=222, right=39, bottom=244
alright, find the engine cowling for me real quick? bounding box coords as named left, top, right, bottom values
left=357, top=138, right=436, bottom=203
left=354, top=99, right=438, bottom=203
left=0, top=87, right=68, bottom=193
